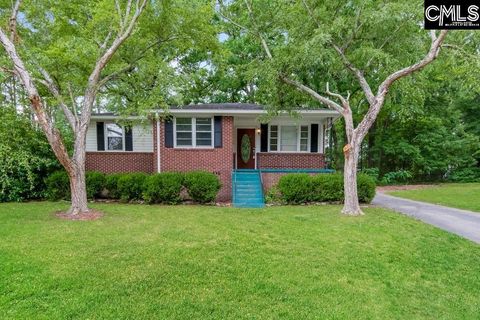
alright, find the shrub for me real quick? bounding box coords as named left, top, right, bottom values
left=449, top=167, right=480, bottom=183
left=0, top=145, right=57, bottom=202
left=361, top=167, right=380, bottom=183
left=184, top=171, right=221, bottom=204
left=45, top=170, right=70, bottom=201
left=86, top=171, right=105, bottom=199
left=277, top=174, right=313, bottom=204
left=264, top=185, right=283, bottom=204
left=310, top=174, right=344, bottom=202
left=381, top=170, right=412, bottom=185
left=143, top=172, right=184, bottom=204
left=46, top=171, right=108, bottom=201
left=117, top=173, right=148, bottom=202
left=278, top=173, right=376, bottom=204
left=357, top=174, right=376, bottom=203
left=105, top=173, right=125, bottom=199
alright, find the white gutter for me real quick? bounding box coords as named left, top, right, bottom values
left=91, top=109, right=340, bottom=120
left=147, top=109, right=340, bottom=116
left=156, top=113, right=161, bottom=173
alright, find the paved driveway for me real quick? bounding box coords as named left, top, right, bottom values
left=372, top=192, right=480, bottom=244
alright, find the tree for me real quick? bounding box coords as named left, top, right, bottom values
left=0, top=0, right=148, bottom=215
left=218, top=0, right=448, bottom=215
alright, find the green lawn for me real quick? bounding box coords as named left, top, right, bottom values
left=387, top=183, right=480, bottom=212
left=1, top=203, right=480, bottom=319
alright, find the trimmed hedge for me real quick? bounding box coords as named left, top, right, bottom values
left=45, top=170, right=222, bottom=205
left=184, top=171, right=221, bottom=204
left=143, top=172, right=184, bottom=204
left=117, top=173, right=148, bottom=202
left=357, top=174, right=376, bottom=203
left=277, top=173, right=376, bottom=204
left=45, top=171, right=106, bottom=200
left=105, top=173, right=124, bottom=199
left=277, top=173, right=311, bottom=204
left=86, top=172, right=106, bottom=199
left=45, top=170, right=70, bottom=201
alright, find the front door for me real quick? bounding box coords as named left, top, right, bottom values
left=237, top=129, right=256, bottom=169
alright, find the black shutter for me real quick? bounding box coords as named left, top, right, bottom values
left=125, top=126, right=133, bottom=151
left=96, top=122, right=105, bottom=151
left=165, top=119, right=174, bottom=148
left=310, top=124, right=319, bottom=153
left=214, top=116, right=222, bottom=148
left=260, top=123, right=268, bottom=152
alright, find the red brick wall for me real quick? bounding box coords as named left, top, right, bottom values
left=154, top=116, right=234, bottom=202
left=257, top=153, right=325, bottom=169
left=86, top=152, right=155, bottom=173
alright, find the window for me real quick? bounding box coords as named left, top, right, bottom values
left=195, top=118, right=212, bottom=146
left=106, top=123, right=123, bottom=151
left=269, top=124, right=310, bottom=152
left=300, top=126, right=309, bottom=151
left=280, top=126, right=297, bottom=151
left=269, top=125, right=278, bottom=151
left=175, top=118, right=193, bottom=146
left=175, top=117, right=213, bottom=147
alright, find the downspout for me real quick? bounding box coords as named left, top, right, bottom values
left=156, top=112, right=161, bottom=173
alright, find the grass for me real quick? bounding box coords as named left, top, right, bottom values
left=1, top=202, right=480, bottom=319
left=387, top=183, right=480, bottom=212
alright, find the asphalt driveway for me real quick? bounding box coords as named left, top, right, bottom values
left=372, top=192, right=480, bottom=244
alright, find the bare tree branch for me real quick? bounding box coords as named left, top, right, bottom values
left=442, top=43, right=478, bottom=58
left=0, top=66, right=15, bottom=74
left=98, top=30, right=113, bottom=51
left=125, top=0, right=133, bottom=27
left=325, top=82, right=350, bottom=108
left=281, top=76, right=344, bottom=114
left=37, top=67, right=78, bottom=130
left=217, top=1, right=249, bottom=31
left=81, top=0, right=148, bottom=126
left=243, top=0, right=272, bottom=59
left=301, top=0, right=321, bottom=28
left=114, top=0, right=125, bottom=31
left=340, top=7, right=365, bottom=52
left=377, top=30, right=448, bottom=98
left=67, top=83, right=79, bottom=117
left=332, top=44, right=375, bottom=105
left=9, top=0, right=22, bottom=42
left=355, top=30, right=448, bottom=140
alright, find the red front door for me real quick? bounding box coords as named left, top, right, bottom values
left=237, top=129, right=256, bottom=169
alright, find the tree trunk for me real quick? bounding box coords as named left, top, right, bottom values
left=66, top=128, right=89, bottom=215
left=342, top=143, right=363, bottom=216
left=67, top=164, right=89, bottom=215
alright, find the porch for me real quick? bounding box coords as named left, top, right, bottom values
left=232, top=114, right=333, bottom=171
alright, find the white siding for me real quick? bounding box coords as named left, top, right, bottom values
left=86, top=121, right=154, bottom=152
left=86, top=122, right=97, bottom=151
left=132, top=124, right=153, bottom=152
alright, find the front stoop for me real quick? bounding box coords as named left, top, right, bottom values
left=232, top=170, right=265, bottom=208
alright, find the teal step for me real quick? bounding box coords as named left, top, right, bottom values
left=232, top=170, right=265, bottom=208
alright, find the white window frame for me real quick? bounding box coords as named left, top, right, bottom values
left=173, top=117, right=214, bottom=148
left=268, top=124, right=311, bottom=153
left=105, top=122, right=125, bottom=152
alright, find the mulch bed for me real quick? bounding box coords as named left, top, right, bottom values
left=55, top=209, right=104, bottom=221
left=377, top=184, right=437, bottom=192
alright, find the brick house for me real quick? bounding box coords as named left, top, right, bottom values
left=86, top=103, right=338, bottom=205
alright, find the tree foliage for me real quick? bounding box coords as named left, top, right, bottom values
left=0, top=107, right=60, bottom=201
